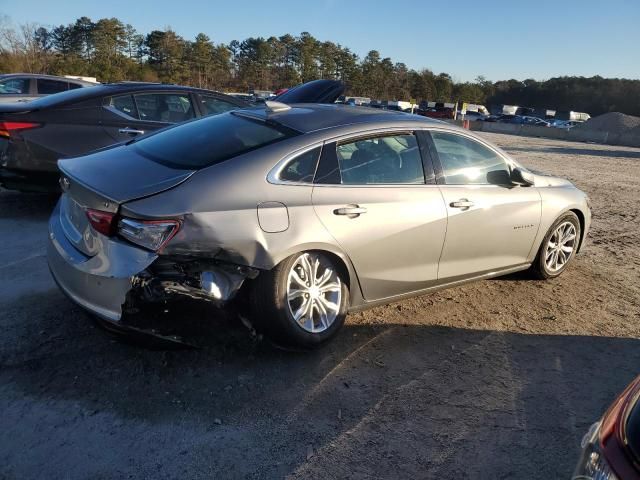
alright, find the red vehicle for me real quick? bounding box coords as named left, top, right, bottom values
left=417, top=102, right=455, bottom=119
left=573, top=375, right=640, bottom=479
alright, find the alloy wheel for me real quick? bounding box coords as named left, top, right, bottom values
left=544, top=221, right=577, bottom=272
left=286, top=253, right=342, bottom=333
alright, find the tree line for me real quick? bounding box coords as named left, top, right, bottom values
left=1, top=16, right=639, bottom=116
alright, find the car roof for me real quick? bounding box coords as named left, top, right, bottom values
left=0, top=73, right=96, bottom=86
left=238, top=103, right=443, bottom=134
left=4, top=82, right=244, bottom=111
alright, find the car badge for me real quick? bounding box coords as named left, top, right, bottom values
left=60, top=176, right=71, bottom=191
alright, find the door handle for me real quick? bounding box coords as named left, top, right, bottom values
left=450, top=199, right=474, bottom=209
left=333, top=206, right=367, bottom=216
left=119, top=127, right=145, bottom=136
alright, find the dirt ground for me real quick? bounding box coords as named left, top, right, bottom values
left=1, top=133, right=639, bottom=479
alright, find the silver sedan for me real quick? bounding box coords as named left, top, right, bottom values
left=48, top=102, right=591, bottom=348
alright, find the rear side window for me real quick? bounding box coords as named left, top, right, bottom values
left=134, top=93, right=195, bottom=123
left=0, top=78, right=29, bottom=94
left=37, top=79, right=69, bottom=94
left=336, top=134, right=424, bottom=184
left=107, top=95, right=138, bottom=119
left=132, top=112, right=297, bottom=168
left=200, top=95, right=239, bottom=116
left=278, top=147, right=321, bottom=183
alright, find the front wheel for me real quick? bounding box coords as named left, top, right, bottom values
left=530, top=212, right=581, bottom=279
left=250, top=251, right=350, bottom=348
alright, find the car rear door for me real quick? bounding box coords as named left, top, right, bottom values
left=311, top=130, right=448, bottom=301
left=426, top=129, right=541, bottom=281
left=101, top=91, right=196, bottom=142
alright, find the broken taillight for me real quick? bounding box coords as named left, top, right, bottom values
left=0, top=121, right=41, bottom=138
left=85, top=209, right=117, bottom=236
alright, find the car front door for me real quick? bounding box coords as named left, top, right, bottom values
left=311, top=131, right=448, bottom=301
left=101, top=92, right=196, bottom=142
left=427, top=130, right=541, bottom=281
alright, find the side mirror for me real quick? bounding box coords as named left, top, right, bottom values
left=511, top=167, right=535, bottom=186
left=486, top=169, right=513, bottom=186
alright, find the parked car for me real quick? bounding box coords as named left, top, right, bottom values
left=47, top=101, right=591, bottom=348
left=484, top=114, right=515, bottom=122
left=554, top=120, right=581, bottom=130
left=519, top=116, right=551, bottom=127
left=0, top=73, right=97, bottom=104
left=459, top=111, right=488, bottom=121
left=573, top=375, right=640, bottom=479
left=548, top=119, right=566, bottom=128
left=0, top=79, right=342, bottom=192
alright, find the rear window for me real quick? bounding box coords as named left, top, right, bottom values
left=132, top=112, right=298, bottom=168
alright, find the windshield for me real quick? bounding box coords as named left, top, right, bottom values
left=132, top=112, right=298, bottom=169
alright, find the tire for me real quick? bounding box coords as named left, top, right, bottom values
left=250, top=251, right=349, bottom=349
left=530, top=212, right=581, bottom=279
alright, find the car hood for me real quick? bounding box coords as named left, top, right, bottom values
left=274, top=79, right=345, bottom=104
left=529, top=170, right=574, bottom=187
left=58, top=144, right=195, bottom=206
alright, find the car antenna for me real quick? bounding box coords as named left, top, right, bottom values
left=264, top=101, right=291, bottom=113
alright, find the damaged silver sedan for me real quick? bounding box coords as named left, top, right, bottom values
left=48, top=102, right=591, bottom=348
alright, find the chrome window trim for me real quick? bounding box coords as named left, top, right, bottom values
left=267, top=142, right=324, bottom=186
left=267, top=124, right=517, bottom=188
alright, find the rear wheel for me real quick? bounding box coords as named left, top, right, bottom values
left=530, top=212, right=581, bottom=279
left=251, top=251, right=349, bottom=348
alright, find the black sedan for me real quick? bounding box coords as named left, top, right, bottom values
left=0, top=82, right=247, bottom=192
left=0, top=79, right=344, bottom=192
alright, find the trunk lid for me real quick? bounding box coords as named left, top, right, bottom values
left=58, top=143, right=195, bottom=256
left=0, top=102, right=38, bottom=114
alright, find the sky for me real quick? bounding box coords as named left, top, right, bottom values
left=1, top=0, right=639, bottom=82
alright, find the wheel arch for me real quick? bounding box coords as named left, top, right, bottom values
left=569, top=208, right=586, bottom=252
left=270, top=243, right=364, bottom=306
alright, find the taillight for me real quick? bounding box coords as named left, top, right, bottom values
left=85, top=209, right=117, bottom=236
left=117, top=217, right=180, bottom=252
left=0, top=121, right=41, bottom=138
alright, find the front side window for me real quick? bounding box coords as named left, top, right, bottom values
left=37, top=79, right=69, bottom=94
left=200, top=95, right=238, bottom=116
left=335, top=134, right=424, bottom=185
left=107, top=95, right=138, bottom=119
left=132, top=112, right=296, bottom=169
left=134, top=93, right=195, bottom=123
left=0, top=78, right=29, bottom=94
left=278, top=147, right=321, bottom=183
left=430, top=132, right=510, bottom=185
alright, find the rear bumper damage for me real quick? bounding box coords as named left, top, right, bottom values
left=123, top=257, right=258, bottom=316
left=47, top=200, right=258, bottom=326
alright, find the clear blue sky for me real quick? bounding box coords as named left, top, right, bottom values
left=1, top=0, right=639, bottom=82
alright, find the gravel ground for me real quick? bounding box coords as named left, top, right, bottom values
left=1, top=133, right=639, bottom=479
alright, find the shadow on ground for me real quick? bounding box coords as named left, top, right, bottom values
left=0, top=190, right=58, bottom=220
left=1, top=292, right=638, bottom=479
